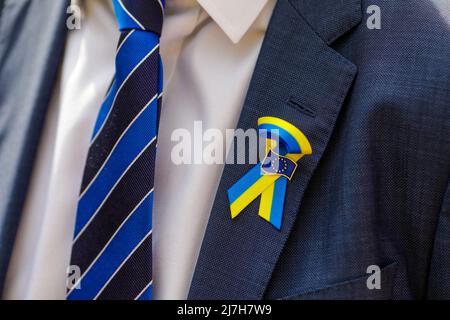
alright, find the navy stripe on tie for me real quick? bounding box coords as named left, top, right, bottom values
left=117, top=29, right=133, bottom=52
left=75, top=101, right=157, bottom=236
left=72, top=142, right=156, bottom=274
left=80, top=48, right=159, bottom=193
left=96, top=233, right=153, bottom=300
left=91, top=31, right=159, bottom=141
left=120, top=0, right=163, bottom=35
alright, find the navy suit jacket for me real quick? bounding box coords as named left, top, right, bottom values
left=0, top=0, right=449, bottom=299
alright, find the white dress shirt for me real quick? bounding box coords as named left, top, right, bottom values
left=4, top=0, right=275, bottom=299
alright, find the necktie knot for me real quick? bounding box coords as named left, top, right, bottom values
left=113, top=0, right=164, bottom=35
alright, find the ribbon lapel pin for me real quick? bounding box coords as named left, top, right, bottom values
left=227, top=117, right=312, bottom=230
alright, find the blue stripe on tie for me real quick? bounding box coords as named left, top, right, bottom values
left=227, top=165, right=263, bottom=204
left=68, top=192, right=153, bottom=300
left=114, top=32, right=159, bottom=82
left=82, top=49, right=159, bottom=192
left=71, top=145, right=156, bottom=276
left=95, top=234, right=152, bottom=300
left=75, top=100, right=157, bottom=236
left=112, top=0, right=144, bottom=30
left=137, top=284, right=153, bottom=300
left=92, top=32, right=160, bottom=138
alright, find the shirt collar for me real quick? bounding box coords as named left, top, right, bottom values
left=196, top=0, right=270, bottom=43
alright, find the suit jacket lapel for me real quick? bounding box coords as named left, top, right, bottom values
left=0, top=0, right=69, bottom=294
left=189, top=0, right=362, bottom=299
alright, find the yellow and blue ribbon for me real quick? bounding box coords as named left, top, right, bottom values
left=227, top=117, right=312, bottom=230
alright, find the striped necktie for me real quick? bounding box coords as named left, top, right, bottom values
left=67, top=0, right=164, bottom=300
